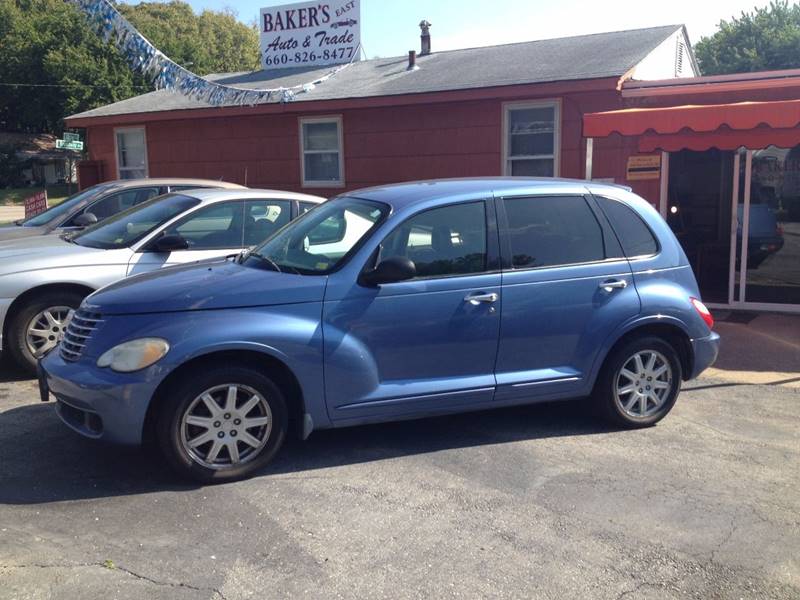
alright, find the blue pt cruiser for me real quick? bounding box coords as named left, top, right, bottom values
left=40, top=179, right=720, bottom=483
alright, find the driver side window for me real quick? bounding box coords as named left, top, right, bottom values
left=163, top=201, right=245, bottom=250
left=75, top=187, right=161, bottom=223
left=379, top=202, right=488, bottom=278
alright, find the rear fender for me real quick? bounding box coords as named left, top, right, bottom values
left=587, top=314, right=694, bottom=388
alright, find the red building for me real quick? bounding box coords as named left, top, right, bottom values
left=66, top=24, right=800, bottom=313
left=65, top=24, right=696, bottom=195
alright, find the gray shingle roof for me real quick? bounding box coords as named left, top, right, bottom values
left=67, top=25, right=681, bottom=121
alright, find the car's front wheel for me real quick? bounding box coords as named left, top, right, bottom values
left=596, top=336, right=682, bottom=428
left=6, top=290, right=85, bottom=374
left=156, top=366, right=288, bottom=483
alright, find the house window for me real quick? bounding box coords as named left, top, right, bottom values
left=503, top=101, right=560, bottom=177
left=300, top=116, right=343, bottom=187
left=115, top=128, right=148, bottom=179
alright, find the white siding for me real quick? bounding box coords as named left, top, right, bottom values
left=629, top=28, right=699, bottom=80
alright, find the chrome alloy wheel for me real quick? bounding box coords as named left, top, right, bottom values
left=180, top=384, right=273, bottom=470
left=25, top=306, right=74, bottom=358
left=613, top=350, right=673, bottom=418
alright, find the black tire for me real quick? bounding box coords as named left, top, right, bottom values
left=6, top=290, right=86, bottom=375
left=595, top=336, right=682, bottom=428
left=156, top=366, right=288, bottom=484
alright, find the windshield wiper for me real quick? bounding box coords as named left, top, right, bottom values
left=246, top=252, right=283, bottom=273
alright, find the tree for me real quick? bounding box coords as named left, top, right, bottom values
left=0, top=0, right=143, bottom=133
left=696, top=1, right=800, bottom=75
left=118, top=3, right=260, bottom=75
left=0, top=0, right=260, bottom=134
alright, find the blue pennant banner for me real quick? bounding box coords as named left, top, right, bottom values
left=69, top=0, right=359, bottom=106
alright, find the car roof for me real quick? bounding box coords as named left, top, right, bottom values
left=181, top=188, right=327, bottom=204
left=347, top=177, right=632, bottom=209
left=97, top=178, right=246, bottom=189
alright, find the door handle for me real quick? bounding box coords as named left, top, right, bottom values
left=464, top=292, right=499, bottom=305
left=600, top=279, right=628, bottom=292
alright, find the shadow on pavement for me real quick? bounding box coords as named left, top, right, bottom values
left=0, top=355, right=34, bottom=384
left=0, top=398, right=615, bottom=505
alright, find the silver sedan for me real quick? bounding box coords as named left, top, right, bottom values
left=0, top=188, right=324, bottom=372
left=0, top=178, right=245, bottom=241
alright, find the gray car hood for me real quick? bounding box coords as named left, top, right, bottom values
left=0, top=235, right=106, bottom=276
left=0, top=224, right=49, bottom=241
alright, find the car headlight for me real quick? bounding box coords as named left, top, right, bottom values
left=96, top=338, right=170, bottom=372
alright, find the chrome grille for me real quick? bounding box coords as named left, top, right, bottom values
left=59, top=310, right=103, bottom=362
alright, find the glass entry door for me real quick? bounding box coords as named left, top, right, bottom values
left=666, top=149, right=735, bottom=304
left=734, top=147, right=800, bottom=309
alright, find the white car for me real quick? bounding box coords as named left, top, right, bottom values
left=0, top=188, right=324, bottom=372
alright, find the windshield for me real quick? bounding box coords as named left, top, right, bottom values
left=244, top=197, right=388, bottom=275
left=72, top=193, right=201, bottom=250
left=22, top=183, right=117, bottom=227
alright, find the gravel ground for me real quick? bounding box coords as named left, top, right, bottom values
left=0, top=365, right=798, bottom=600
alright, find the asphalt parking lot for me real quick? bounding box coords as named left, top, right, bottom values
left=1, top=318, right=799, bottom=599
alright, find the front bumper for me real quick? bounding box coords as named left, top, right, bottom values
left=688, top=331, right=721, bottom=380
left=39, top=350, right=162, bottom=446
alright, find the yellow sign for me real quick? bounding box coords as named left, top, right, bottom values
left=626, top=155, right=661, bottom=181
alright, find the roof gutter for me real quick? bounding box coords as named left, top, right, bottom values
left=622, top=68, right=800, bottom=98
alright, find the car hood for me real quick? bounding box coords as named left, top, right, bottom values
left=0, top=235, right=106, bottom=276
left=0, top=224, right=49, bottom=241
left=86, top=257, right=328, bottom=315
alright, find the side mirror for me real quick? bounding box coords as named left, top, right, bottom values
left=73, top=212, right=98, bottom=227
left=149, top=233, right=189, bottom=252
left=361, top=256, right=416, bottom=286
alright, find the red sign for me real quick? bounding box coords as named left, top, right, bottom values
left=24, top=190, right=48, bottom=219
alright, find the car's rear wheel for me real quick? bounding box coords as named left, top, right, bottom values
left=6, top=291, right=85, bottom=374
left=156, top=366, right=288, bottom=483
left=596, top=336, right=682, bottom=428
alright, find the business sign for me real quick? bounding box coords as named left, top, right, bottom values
left=24, top=190, right=48, bottom=219
left=260, top=0, right=360, bottom=70
left=626, top=155, right=661, bottom=181
left=63, top=132, right=81, bottom=143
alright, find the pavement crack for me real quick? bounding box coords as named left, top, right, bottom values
left=111, top=564, right=227, bottom=599
left=709, top=513, right=739, bottom=564
left=672, top=415, right=736, bottom=439
left=0, top=561, right=227, bottom=599
left=615, top=581, right=663, bottom=600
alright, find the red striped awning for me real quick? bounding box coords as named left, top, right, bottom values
left=637, top=125, right=800, bottom=152
left=583, top=99, right=800, bottom=138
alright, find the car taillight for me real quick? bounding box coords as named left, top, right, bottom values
left=691, top=297, right=714, bottom=329
left=777, top=224, right=784, bottom=236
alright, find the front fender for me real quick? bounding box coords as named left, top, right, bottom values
left=0, top=263, right=128, bottom=333
left=87, top=304, right=329, bottom=432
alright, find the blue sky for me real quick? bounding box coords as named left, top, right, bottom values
left=165, top=0, right=771, bottom=58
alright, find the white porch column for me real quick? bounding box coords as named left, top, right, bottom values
left=585, top=137, right=594, bottom=180
left=659, top=151, right=669, bottom=218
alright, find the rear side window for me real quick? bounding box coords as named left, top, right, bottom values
left=596, top=196, right=659, bottom=257
left=503, top=196, right=607, bottom=268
